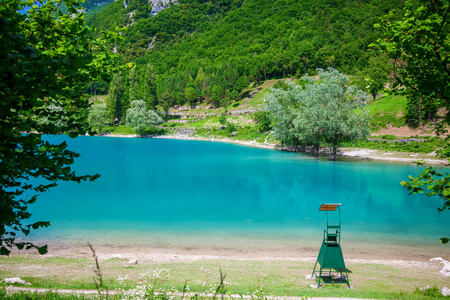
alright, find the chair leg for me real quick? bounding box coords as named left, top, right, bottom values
left=318, top=267, right=323, bottom=288
left=344, top=269, right=350, bottom=288
left=312, top=260, right=318, bottom=276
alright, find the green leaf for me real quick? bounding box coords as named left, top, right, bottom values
left=0, top=246, right=11, bottom=256
left=38, top=245, right=48, bottom=255
left=440, top=238, right=449, bottom=244
left=31, top=221, right=50, bottom=230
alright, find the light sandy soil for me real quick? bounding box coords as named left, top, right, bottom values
left=8, top=237, right=449, bottom=263
left=339, top=148, right=447, bottom=165
left=373, top=125, right=449, bottom=137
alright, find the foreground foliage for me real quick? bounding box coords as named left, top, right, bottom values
left=376, top=0, right=450, bottom=128
left=401, top=164, right=450, bottom=244
left=377, top=0, right=450, bottom=243
left=0, top=0, right=116, bottom=255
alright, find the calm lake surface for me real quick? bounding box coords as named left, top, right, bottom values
left=28, top=135, right=449, bottom=259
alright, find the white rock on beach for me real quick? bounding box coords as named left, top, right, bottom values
left=441, top=287, right=450, bottom=296
left=420, top=285, right=431, bottom=292
left=430, top=257, right=450, bottom=276
left=3, top=277, right=31, bottom=285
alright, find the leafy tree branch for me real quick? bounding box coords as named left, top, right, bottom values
left=0, top=0, right=117, bottom=255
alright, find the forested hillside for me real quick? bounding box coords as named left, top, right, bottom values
left=87, top=0, right=403, bottom=112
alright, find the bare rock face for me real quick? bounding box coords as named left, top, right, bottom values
left=149, top=0, right=177, bottom=15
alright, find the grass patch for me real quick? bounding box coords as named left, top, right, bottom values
left=343, top=136, right=446, bottom=154
left=226, top=99, right=244, bottom=110
left=196, top=127, right=230, bottom=138
left=1, top=255, right=448, bottom=299
left=189, top=116, right=221, bottom=128
left=246, top=79, right=288, bottom=108
left=103, top=125, right=135, bottom=135
left=246, top=88, right=269, bottom=107
left=168, top=116, right=224, bottom=128
left=102, top=125, right=167, bottom=136
left=231, top=127, right=267, bottom=141
left=227, top=115, right=256, bottom=127
left=367, top=94, right=408, bottom=131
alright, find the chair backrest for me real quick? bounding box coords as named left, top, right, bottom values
left=327, top=234, right=337, bottom=242
left=325, top=227, right=340, bottom=244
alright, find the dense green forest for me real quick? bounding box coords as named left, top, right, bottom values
left=86, top=0, right=403, bottom=112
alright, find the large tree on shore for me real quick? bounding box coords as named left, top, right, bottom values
left=264, top=82, right=301, bottom=149
left=0, top=0, right=117, bottom=255
left=302, top=69, right=370, bottom=160
left=265, top=69, right=370, bottom=159
left=376, top=0, right=449, bottom=243
left=88, top=103, right=109, bottom=135
left=126, top=100, right=163, bottom=136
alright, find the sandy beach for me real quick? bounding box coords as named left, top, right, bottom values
left=18, top=229, right=449, bottom=264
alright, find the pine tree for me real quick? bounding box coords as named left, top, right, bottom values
left=139, top=64, right=157, bottom=109
left=107, top=72, right=125, bottom=124
left=128, top=68, right=138, bottom=102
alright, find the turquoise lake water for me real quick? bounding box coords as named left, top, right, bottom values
left=27, top=135, right=449, bottom=258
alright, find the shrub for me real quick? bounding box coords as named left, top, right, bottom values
left=414, top=286, right=444, bottom=298
left=381, top=134, right=396, bottom=140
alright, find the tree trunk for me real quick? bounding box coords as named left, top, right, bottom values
left=331, top=136, right=337, bottom=161
left=314, top=144, right=319, bottom=157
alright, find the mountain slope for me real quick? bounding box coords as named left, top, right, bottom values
left=88, top=0, right=403, bottom=108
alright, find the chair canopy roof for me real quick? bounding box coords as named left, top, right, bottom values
left=319, top=203, right=342, bottom=211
